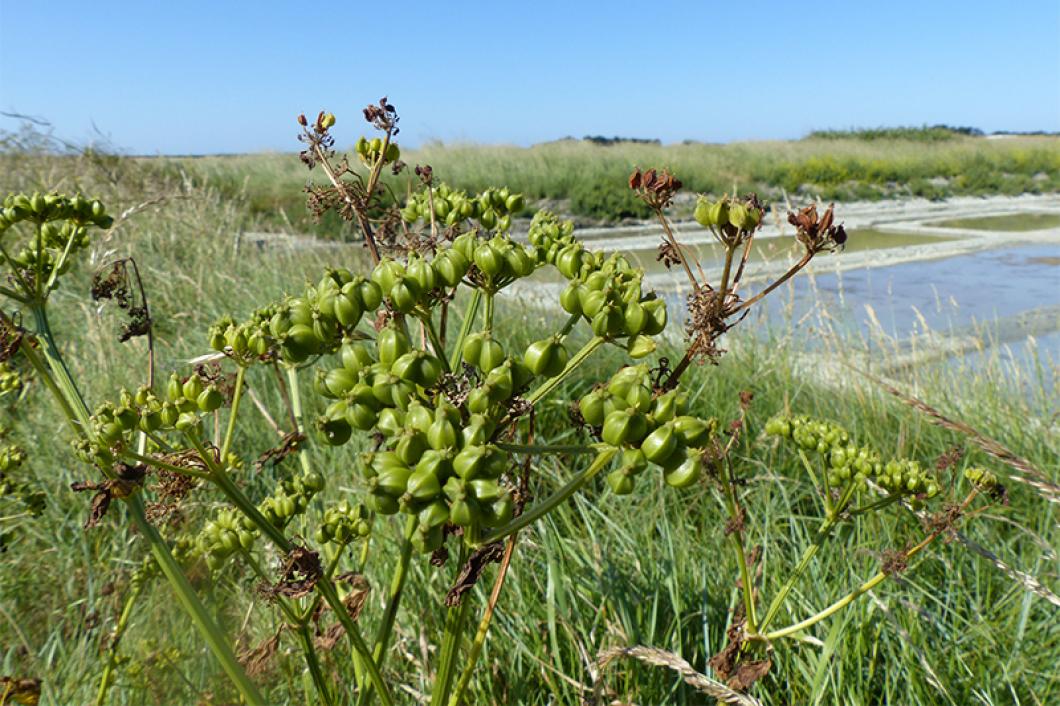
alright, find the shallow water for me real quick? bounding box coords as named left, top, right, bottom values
left=925, top=212, right=1060, bottom=232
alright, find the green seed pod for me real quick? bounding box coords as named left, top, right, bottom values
left=505, top=246, right=534, bottom=277
left=322, top=367, right=357, bottom=398
left=453, top=445, right=487, bottom=480
left=483, top=364, right=514, bottom=401
left=182, top=375, right=204, bottom=403
left=333, top=289, right=363, bottom=328
left=623, top=301, right=648, bottom=335
left=591, top=304, right=625, bottom=338
left=481, top=495, right=513, bottom=526
left=578, top=389, right=607, bottom=426
left=197, top=387, right=224, bottom=413
left=728, top=202, right=749, bottom=230
left=693, top=196, right=715, bottom=228
left=673, top=416, right=714, bottom=447
left=418, top=500, right=449, bottom=528
left=624, top=333, right=654, bottom=359
left=159, top=402, right=179, bottom=428
left=341, top=340, right=374, bottom=374
left=664, top=453, right=703, bottom=488
left=371, top=258, right=405, bottom=293
left=374, top=464, right=412, bottom=498
left=709, top=200, right=729, bottom=228
left=651, top=391, right=681, bottom=424
left=621, top=448, right=649, bottom=474
left=406, top=467, right=443, bottom=501
left=580, top=289, right=607, bottom=318
left=640, top=299, right=667, bottom=335
left=560, top=281, right=585, bottom=315
left=376, top=408, right=405, bottom=437
left=368, top=491, right=400, bottom=515
left=388, top=277, right=423, bottom=314
left=344, top=402, right=377, bottom=431
left=377, top=324, right=411, bottom=367
left=606, top=468, right=636, bottom=495
left=406, top=254, right=437, bottom=292
left=556, top=245, right=584, bottom=279
left=473, top=241, right=504, bottom=277
left=284, top=324, right=322, bottom=360
left=642, top=423, right=678, bottom=464
left=427, top=416, right=458, bottom=450
left=404, top=400, right=433, bottom=435
left=601, top=408, right=648, bottom=447
left=316, top=414, right=352, bottom=446
left=453, top=232, right=477, bottom=261
left=624, top=383, right=653, bottom=413
left=394, top=429, right=428, bottom=466
left=175, top=412, right=201, bottom=433
left=359, top=279, right=383, bottom=311
left=524, top=337, right=569, bottom=377
left=139, top=410, right=162, bottom=433
left=466, top=385, right=494, bottom=415
left=433, top=250, right=469, bottom=288
left=415, top=449, right=452, bottom=479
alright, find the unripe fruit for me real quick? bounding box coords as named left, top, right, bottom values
left=197, top=386, right=224, bottom=413
left=607, top=468, right=636, bottom=495
left=601, top=408, right=648, bottom=446
left=664, top=454, right=703, bottom=488
left=693, top=196, right=715, bottom=228
left=377, top=324, right=411, bottom=366
left=642, top=423, right=678, bottom=464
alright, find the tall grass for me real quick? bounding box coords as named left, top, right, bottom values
left=0, top=148, right=1057, bottom=705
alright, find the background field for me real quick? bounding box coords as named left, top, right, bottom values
left=0, top=131, right=1058, bottom=705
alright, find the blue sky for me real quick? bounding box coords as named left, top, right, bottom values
left=1, top=1, right=1058, bottom=154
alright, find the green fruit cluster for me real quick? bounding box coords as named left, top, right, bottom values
left=0, top=193, right=113, bottom=291
left=453, top=230, right=536, bottom=291
left=529, top=211, right=666, bottom=348
left=578, top=365, right=716, bottom=493
left=963, top=466, right=998, bottom=492
left=200, top=508, right=259, bottom=571
left=211, top=267, right=384, bottom=365
left=401, top=183, right=525, bottom=232
left=315, top=500, right=372, bottom=545
left=258, top=468, right=326, bottom=531
left=354, top=136, right=400, bottom=166
left=766, top=415, right=940, bottom=498
left=693, top=194, right=764, bottom=236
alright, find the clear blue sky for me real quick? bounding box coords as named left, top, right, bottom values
left=2, top=1, right=1058, bottom=154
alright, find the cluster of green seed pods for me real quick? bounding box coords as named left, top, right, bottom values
left=315, top=500, right=372, bottom=545
left=766, top=415, right=940, bottom=498
left=529, top=211, right=666, bottom=349
left=0, top=192, right=113, bottom=291
left=258, top=468, right=326, bottom=530
left=579, top=364, right=717, bottom=493
left=211, top=267, right=384, bottom=365
left=0, top=433, right=43, bottom=527
left=200, top=509, right=259, bottom=570
left=963, top=466, right=999, bottom=492
left=81, top=375, right=231, bottom=466
left=693, top=194, right=764, bottom=236
left=400, top=183, right=525, bottom=232
left=354, top=135, right=400, bottom=166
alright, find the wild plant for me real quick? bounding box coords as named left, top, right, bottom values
left=0, top=98, right=1008, bottom=705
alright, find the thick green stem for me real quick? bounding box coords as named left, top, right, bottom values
left=477, top=448, right=618, bottom=546
left=483, top=292, right=495, bottom=333
left=285, top=366, right=313, bottom=476
left=523, top=336, right=605, bottom=407
left=448, top=289, right=482, bottom=371
left=296, top=623, right=336, bottom=706
left=220, top=366, right=246, bottom=461
left=431, top=548, right=472, bottom=706
left=357, top=517, right=415, bottom=706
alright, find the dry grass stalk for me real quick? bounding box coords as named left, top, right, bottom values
left=593, top=646, right=762, bottom=706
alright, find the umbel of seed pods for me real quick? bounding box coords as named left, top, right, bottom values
left=199, top=204, right=672, bottom=553
left=400, top=182, right=526, bottom=232
left=0, top=192, right=113, bottom=288
left=0, top=363, right=21, bottom=395
left=765, top=415, right=941, bottom=502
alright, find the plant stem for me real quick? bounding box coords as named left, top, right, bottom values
left=95, top=574, right=146, bottom=706
left=295, top=623, right=336, bottom=706
left=483, top=292, right=495, bottom=333
left=732, top=251, right=813, bottom=315
left=121, top=449, right=211, bottom=480
left=763, top=494, right=976, bottom=640
left=718, top=457, right=757, bottom=633
left=757, top=481, right=859, bottom=633
left=285, top=366, right=313, bottom=476
left=357, top=517, right=415, bottom=706
left=523, top=336, right=606, bottom=407
left=448, top=289, right=482, bottom=371
left=477, top=448, right=618, bottom=546
left=431, top=547, right=472, bottom=706
left=220, top=366, right=246, bottom=461
left=447, top=532, right=518, bottom=706
left=419, top=312, right=451, bottom=374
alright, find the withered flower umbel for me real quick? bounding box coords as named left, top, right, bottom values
left=788, top=203, right=847, bottom=253
left=629, top=167, right=683, bottom=209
